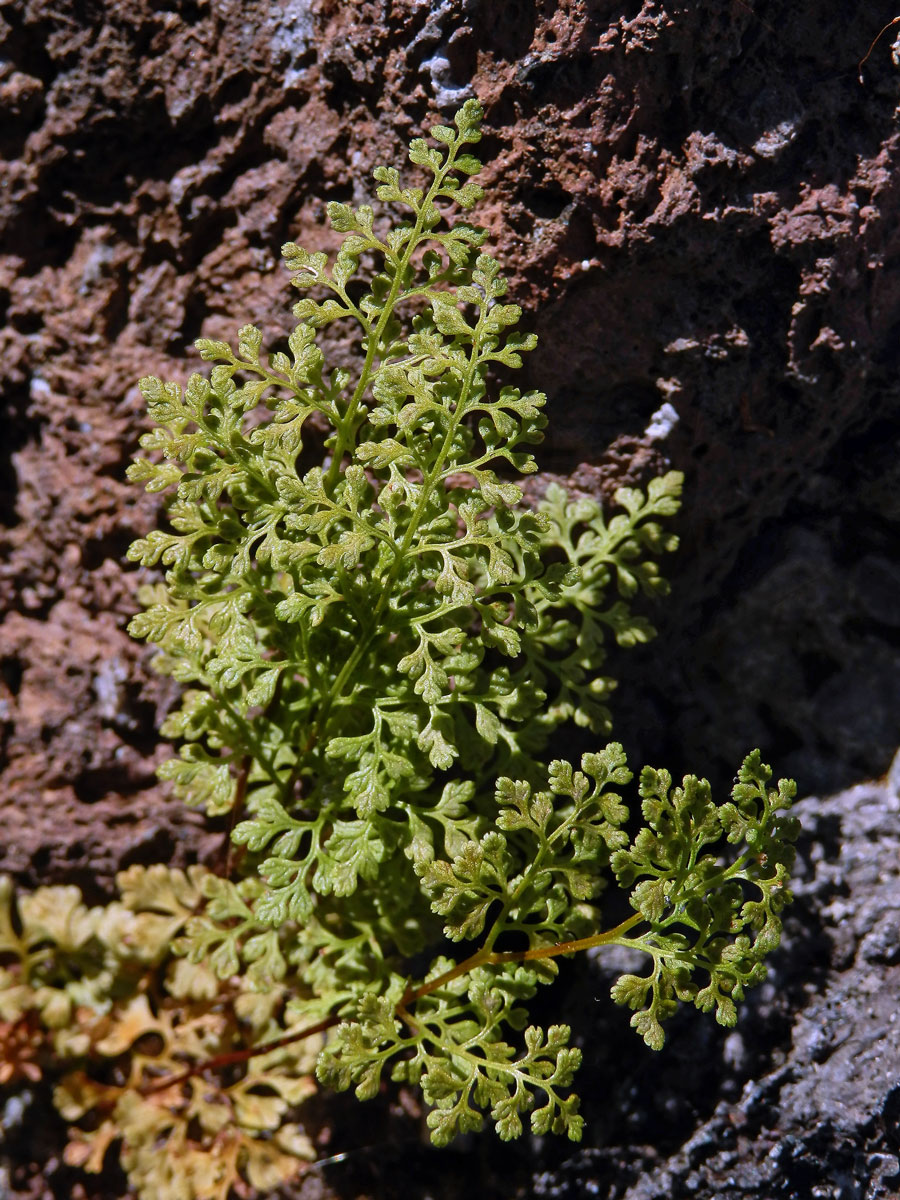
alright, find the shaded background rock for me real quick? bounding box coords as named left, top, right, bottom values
left=1, top=0, right=899, bottom=1197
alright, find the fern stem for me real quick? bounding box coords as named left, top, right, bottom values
left=323, top=138, right=463, bottom=496
left=402, top=910, right=645, bottom=1009
left=141, top=911, right=645, bottom=1095
left=138, top=1012, right=340, bottom=1097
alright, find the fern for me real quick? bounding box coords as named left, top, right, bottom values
left=0, top=101, right=797, bottom=1195
left=0, top=867, right=316, bottom=1199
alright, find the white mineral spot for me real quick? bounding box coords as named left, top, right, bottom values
left=645, top=401, right=680, bottom=442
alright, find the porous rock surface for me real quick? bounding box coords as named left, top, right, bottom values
left=0, top=0, right=899, bottom=1196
